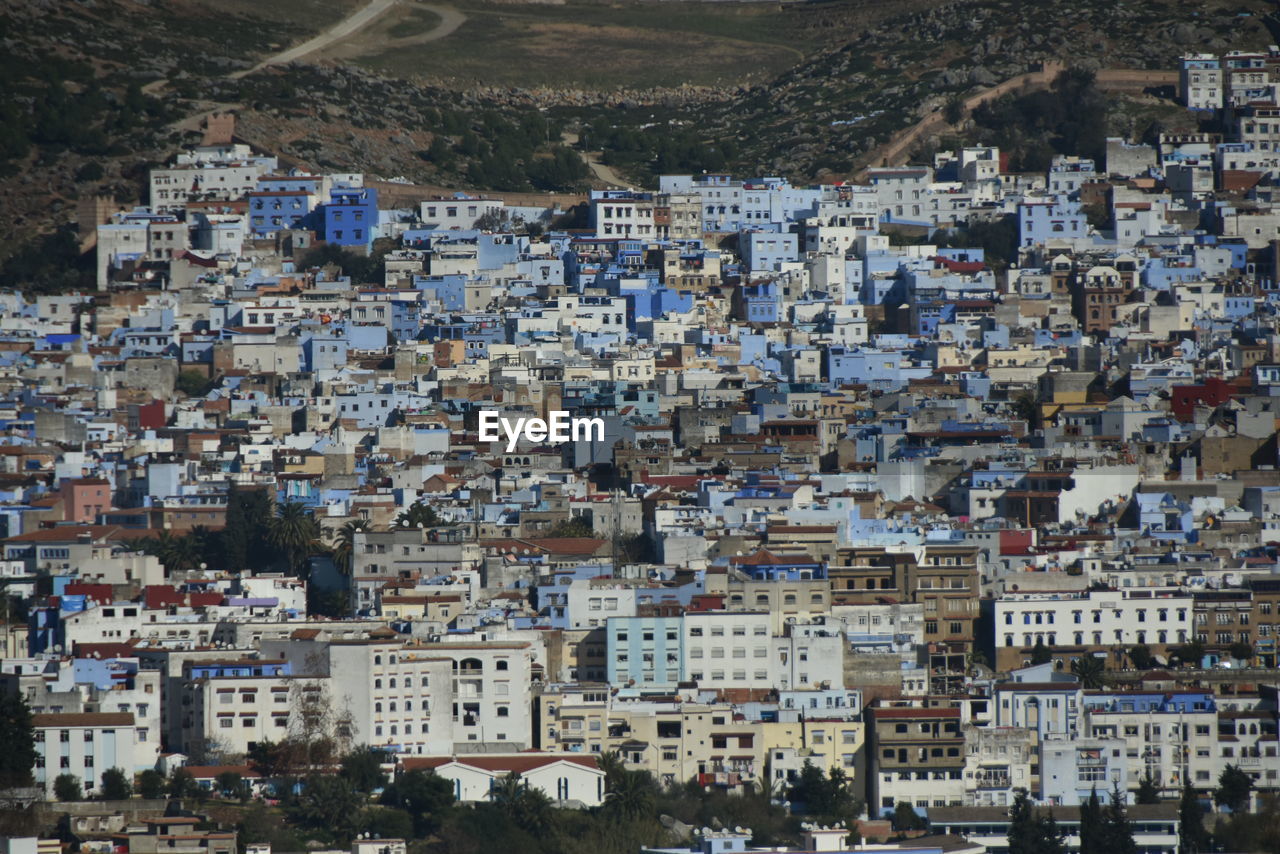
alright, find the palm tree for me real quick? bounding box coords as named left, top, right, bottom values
left=394, top=501, right=439, bottom=529
left=167, top=534, right=202, bottom=573
left=487, top=772, right=552, bottom=834
left=329, top=519, right=370, bottom=576
left=512, top=784, right=553, bottom=835
left=1071, top=654, right=1107, bottom=689
left=140, top=530, right=200, bottom=572
left=139, top=530, right=176, bottom=564
left=488, top=771, right=525, bottom=810
left=267, top=500, right=321, bottom=576
left=597, top=750, right=626, bottom=791
left=604, top=769, right=655, bottom=821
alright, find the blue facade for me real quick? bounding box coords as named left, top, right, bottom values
left=742, top=281, right=781, bottom=323
left=1018, top=198, right=1086, bottom=246
left=302, top=334, right=349, bottom=372
left=321, top=187, right=378, bottom=248
left=606, top=615, right=684, bottom=689
left=742, top=231, right=799, bottom=271
left=249, top=190, right=315, bottom=238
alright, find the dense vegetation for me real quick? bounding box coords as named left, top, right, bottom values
left=967, top=69, right=1111, bottom=172
left=135, top=491, right=320, bottom=578
left=218, top=745, right=864, bottom=854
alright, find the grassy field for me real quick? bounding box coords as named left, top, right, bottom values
left=181, top=0, right=367, bottom=30
left=386, top=6, right=446, bottom=38
left=355, top=0, right=847, bottom=89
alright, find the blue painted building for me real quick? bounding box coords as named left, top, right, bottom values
left=1018, top=198, right=1086, bottom=247
left=321, top=187, right=378, bottom=248
left=606, top=615, right=684, bottom=690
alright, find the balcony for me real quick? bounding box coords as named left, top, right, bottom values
left=974, top=769, right=1011, bottom=789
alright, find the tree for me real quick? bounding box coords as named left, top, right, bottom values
left=292, top=774, right=365, bottom=842
left=1079, top=787, right=1104, bottom=854
left=488, top=772, right=552, bottom=836
left=247, top=738, right=292, bottom=781
left=1012, top=393, right=1038, bottom=426
left=54, top=773, right=82, bottom=802
left=361, top=806, right=414, bottom=841
left=382, top=768, right=453, bottom=834
left=597, top=750, right=627, bottom=791
left=381, top=768, right=454, bottom=836
left=1215, top=764, right=1253, bottom=813
left=0, top=692, right=36, bottom=788
left=168, top=767, right=196, bottom=799
left=943, top=96, right=965, bottom=124
left=100, top=767, right=131, bottom=800
left=221, top=485, right=273, bottom=573
left=604, top=769, right=656, bottom=821
left=543, top=517, right=597, bottom=538
left=340, top=746, right=387, bottom=794
left=330, top=519, right=371, bottom=576
left=787, top=762, right=863, bottom=826
left=1008, top=789, right=1066, bottom=854
left=394, top=502, right=440, bottom=530
left=136, top=769, right=166, bottom=799
left=1228, top=641, right=1253, bottom=663
left=1171, top=641, right=1205, bottom=668
left=298, top=243, right=387, bottom=284
left=1035, top=809, right=1068, bottom=854
left=1007, top=789, right=1037, bottom=854
left=1178, top=784, right=1209, bottom=854
left=216, top=771, right=248, bottom=801
left=267, top=500, right=321, bottom=576
left=1030, top=640, right=1053, bottom=666
left=175, top=370, right=215, bottom=398
left=892, top=801, right=926, bottom=832
left=1102, top=782, right=1138, bottom=854
left=1136, top=773, right=1160, bottom=805
left=1128, top=644, right=1154, bottom=670
left=1070, top=654, right=1107, bottom=689
left=1212, top=796, right=1280, bottom=853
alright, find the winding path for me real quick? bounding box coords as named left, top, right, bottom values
left=561, top=131, right=629, bottom=189
left=229, top=0, right=402, bottom=79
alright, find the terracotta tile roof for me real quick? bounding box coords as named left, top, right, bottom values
left=33, top=712, right=135, bottom=727
left=401, top=753, right=601, bottom=775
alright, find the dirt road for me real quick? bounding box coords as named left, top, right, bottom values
left=229, top=0, right=401, bottom=79
left=561, top=131, right=629, bottom=189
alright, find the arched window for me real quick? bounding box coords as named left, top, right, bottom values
left=496, top=660, right=509, bottom=671
left=497, top=706, right=509, bottom=717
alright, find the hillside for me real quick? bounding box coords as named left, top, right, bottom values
left=1, top=0, right=1276, bottom=276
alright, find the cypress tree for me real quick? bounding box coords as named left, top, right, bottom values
left=1177, top=785, right=1209, bottom=854
left=0, top=692, right=36, bottom=788
left=1079, top=786, right=1105, bottom=853
left=1102, top=782, right=1138, bottom=854
left=1008, top=789, right=1037, bottom=854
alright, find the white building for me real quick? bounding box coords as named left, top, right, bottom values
left=33, top=712, right=138, bottom=799
left=995, top=589, right=1194, bottom=655
left=402, top=753, right=605, bottom=806
left=682, top=611, right=775, bottom=691
left=3, top=658, right=161, bottom=774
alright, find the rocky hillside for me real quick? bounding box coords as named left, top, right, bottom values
left=1, top=0, right=1276, bottom=280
